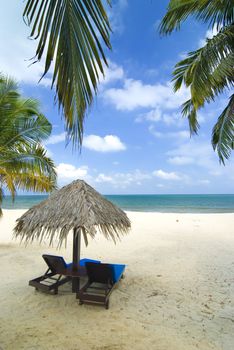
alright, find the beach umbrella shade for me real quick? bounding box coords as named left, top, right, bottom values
left=14, top=179, right=131, bottom=291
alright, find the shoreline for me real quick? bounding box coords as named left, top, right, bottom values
left=2, top=194, right=234, bottom=214
left=1, top=209, right=234, bottom=349
left=2, top=208, right=234, bottom=214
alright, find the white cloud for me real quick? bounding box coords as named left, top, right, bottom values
left=137, top=110, right=184, bottom=125
left=166, top=139, right=234, bottom=181
left=96, top=174, right=114, bottom=183
left=198, top=179, right=210, bottom=185
left=108, top=0, right=128, bottom=35
left=162, top=112, right=183, bottom=126
left=103, top=79, right=190, bottom=111
left=0, top=1, right=52, bottom=87
left=153, top=169, right=182, bottom=181
left=149, top=125, right=190, bottom=139
left=44, top=132, right=126, bottom=153
left=100, top=61, right=124, bottom=85
left=168, top=156, right=194, bottom=165
left=157, top=183, right=165, bottom=188
left=167, top=140, right=215, bottom=169
left=199, top=27, right=219, bottom=47
left=145, top=68, right=159, bottom=78
left=173, top=131, right=190, bottom=139
left=44, top=132, right=66, bottom=145
left=95, top=169, right=151, bottom=187
left=0, top=3, right=124, bottom=89
left=148, top=126, right=163, bottom=138
left=56, top=163, right=89, bottom=182
left=136, top=109, right=162, bottom=122
left=83, top=135, right=126, bottom=152
left=141, top=110, right=183, bottom=126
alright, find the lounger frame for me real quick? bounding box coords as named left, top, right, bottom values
left=29, top=255, right=100, bottom=294
left=77, top=262, right=125, bottom=309
left=29, top=268, right=71, bottom=294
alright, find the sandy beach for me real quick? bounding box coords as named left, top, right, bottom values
left=0, top=209, right=234, bottom=350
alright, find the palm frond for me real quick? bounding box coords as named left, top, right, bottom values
left=173, top=25, right=234, bottom=137
left=23, top=0, right=112, bottom=148
left=0, top=74, right=57, bottom=215
left=0, top=169, right=16, bottom=201
left=181, top=99, right=199, bottom=134
left=0, top=74, right=18, bottom=104
left=12, top=172, right=56, bottom=193
left=1, top=144, right=56, bottom=180
left=212, top=94, right=234, bottom=164
left=160, top=0, right=234, bottom=162
left=173, top=25, right=234, bottom=108
left=3, top=113, right=52, bottom=148
left=159, top=0, right=234, bottom=35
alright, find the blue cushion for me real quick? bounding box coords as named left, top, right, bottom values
left=109, top=264, right=125, bottom=283
left=66, top=258, right=101, bottom=268
left=80, top=258, right=101, bottom=267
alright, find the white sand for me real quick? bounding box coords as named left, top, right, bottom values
left=0, top=209, right=234, bottom=350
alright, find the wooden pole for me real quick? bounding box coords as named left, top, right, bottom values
left=73, top=228, right=81, bottom=269
left=72, top=228, right=81, bottom=292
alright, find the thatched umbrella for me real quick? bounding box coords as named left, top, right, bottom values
left=14, top=180, right=131, bottom=290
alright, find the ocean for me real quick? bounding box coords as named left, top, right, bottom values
left=2, top=194, right=234, bottom=213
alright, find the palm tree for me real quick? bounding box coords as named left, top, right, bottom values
left=159, top=0, right=234, bottom=163
left=0, top=74, right=57, bottom=216
left=23, top=0, right=112, bottom=149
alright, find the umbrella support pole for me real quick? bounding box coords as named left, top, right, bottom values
left=72, top=228, right=81, bottom=293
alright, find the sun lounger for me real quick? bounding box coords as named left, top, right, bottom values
left=77, top=262, right=126, bottom=309
left=29, top=255, right=100, bottom=294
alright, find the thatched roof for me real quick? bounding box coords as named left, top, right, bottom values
left=14, top=180, right=131, bottom=246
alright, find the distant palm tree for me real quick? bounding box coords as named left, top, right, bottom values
left=23, top=0, right=112, bottom=149
left=160, top=0, right=234, bottom=163
left=0, top=74, right=57, bottom=216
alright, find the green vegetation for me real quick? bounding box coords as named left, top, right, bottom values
left=23, top=0, right=111, bottom=149
left=0, top=74, right=57, bottom=216
left=160, top=0, right=234, bottom=163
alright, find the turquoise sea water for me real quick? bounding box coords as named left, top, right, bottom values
left=2, top=194, right=234, bottom=213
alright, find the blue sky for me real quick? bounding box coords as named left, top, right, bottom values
left=1, top=0, right=233, bottom=194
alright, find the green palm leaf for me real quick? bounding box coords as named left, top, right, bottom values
left=173, top=25, right=234, bottom=106
left=181, top=99, right=199, bottom=134
left=0, top=74, right=57, bottom=215
left=173, top=25, right=234, bottom=134
left=1, top=144, right=56, bottom=180
left=23, top=0, right=112, bottom=148
left=159, top=0, right=234, bottom=35
left=212, top=94, right=234, bottom=164
left=160, top=0, right=234, bottom=163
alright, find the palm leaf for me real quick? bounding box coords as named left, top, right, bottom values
left=159, top=0, right=234, bottom=35
left=212, top=94, right=234, bottom=164
left=0, top=168, right=16, bottom=201
left=0, top=74, right=57, bottom=215
left=173, top=25, right=234, bottom=106
left=181, top=99, right=199, bottom=134
left=172, top=25, right=234, bottom=137
left=4, top=113, right=52, bottom=147
left=1, top=144, right=56, bottom=180
left=12, top=172, right=56, bottom=193
left=23, top=0, right=112, bottom=148
left=159, top=0, right=234, bottom=162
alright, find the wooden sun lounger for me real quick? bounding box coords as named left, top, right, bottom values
left=29, top=255, right=100, bottom=294
left=77, top=262, right=126, bottom=309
